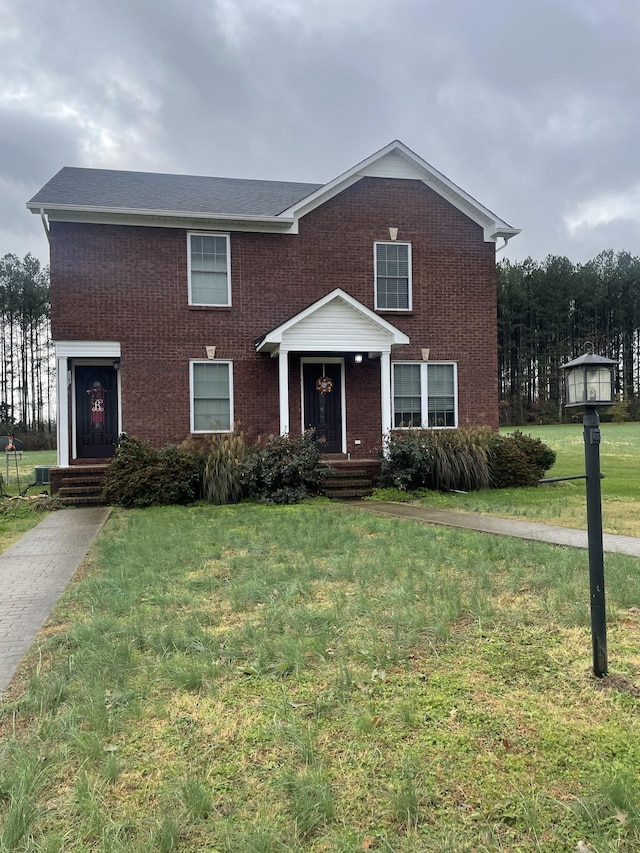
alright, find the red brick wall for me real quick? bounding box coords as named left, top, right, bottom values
left=50, top=177, right=498, bottom=456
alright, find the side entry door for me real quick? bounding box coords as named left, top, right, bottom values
left=75, top=365, right=118, bottom=459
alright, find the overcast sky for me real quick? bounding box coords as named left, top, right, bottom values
left=2, top=0, right=640, bottom=268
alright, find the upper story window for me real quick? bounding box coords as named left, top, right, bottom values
left=375, top=241, right=411, bottom=311
left=190, top=360, right=233, bottom=432
left=188, top=233, right=231, bottom=306
left=392, top=362, right=457, bottom=428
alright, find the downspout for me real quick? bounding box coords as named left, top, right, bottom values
left=39, top=208, right=51, bottom=243
left=495, top=235, right=511, bottom=254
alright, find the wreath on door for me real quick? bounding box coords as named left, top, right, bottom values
left=316, top=376, right=334, bottom=395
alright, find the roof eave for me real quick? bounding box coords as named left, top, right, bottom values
left=487, top=225, right=522, bottom=241
left=26, top=202, right=294, bottom=228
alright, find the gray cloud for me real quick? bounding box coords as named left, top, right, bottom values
left=2, top=0, right=640, bottom=265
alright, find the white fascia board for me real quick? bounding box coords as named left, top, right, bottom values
left=27, top=204, right=295, bottom=233
left=55, top=341, right=121, bottom=358
left=256, top=288, right=410, bottom=353
left=280, top=139, right=519, bottom=243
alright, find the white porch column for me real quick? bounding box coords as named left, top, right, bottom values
left=278, top=348, right=289, bottom=435
left=380, top=350, right=392, bottom=438
left=57, top=356, right=70, bottom=467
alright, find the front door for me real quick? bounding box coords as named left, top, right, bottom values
left=75, top=365, right=118, bottom=459
left=303, top=362, right=342, bottom=454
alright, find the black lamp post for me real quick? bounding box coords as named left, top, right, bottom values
left=562, top=345, right=616, bottom=678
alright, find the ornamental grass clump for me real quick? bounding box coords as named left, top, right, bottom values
left=380, top=427, right=492, bottom=492
left=426, top=426, right=492, bottom=491
left=202, top=432, right=248, bottom=505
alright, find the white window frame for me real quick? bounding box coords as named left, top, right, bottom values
left=374, top=241, right=412, bottom=311
left=391, top=361, right=458, bottom=429
left=189, top=359, right=234, bottom=433
left=187, top=232, right=232, bottom=306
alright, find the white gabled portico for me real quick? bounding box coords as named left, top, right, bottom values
left=255, top=289, right=409, bottom=451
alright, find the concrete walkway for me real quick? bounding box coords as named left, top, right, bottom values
left=345, top=501, right=640, bottom=558
left=0, top=507, right=110, bottom=694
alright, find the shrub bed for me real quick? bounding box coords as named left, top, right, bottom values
left=241, top=431, right=327, bottom=505
left=102, top=438, right=200, bottom=508
left=380, top=427, right=555, bottom=492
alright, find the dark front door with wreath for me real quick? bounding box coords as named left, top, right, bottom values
left=75, top=365, right=119, bottom=459
left=302, top=362, right=342, bottom=454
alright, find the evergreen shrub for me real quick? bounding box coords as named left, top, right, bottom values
left=488, top=430, right=556, bottom=488
left=379, top=432, right=434, bottom=491
left=241, top=431, right=326, bottom=504
left=102, top=438, right=200, bottom=507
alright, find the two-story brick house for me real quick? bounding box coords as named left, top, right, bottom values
left=28, top=140, right=519, bottom=480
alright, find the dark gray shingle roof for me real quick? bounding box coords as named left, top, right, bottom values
left=28, top=167, right=324, bottom=217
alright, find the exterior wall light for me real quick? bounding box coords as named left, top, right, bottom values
left=354, top=353, right=363, bottom=364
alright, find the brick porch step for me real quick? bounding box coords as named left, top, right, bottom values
left=321, top=459, right=379, bottom=500
left=51, top=464, right=109, bottom=506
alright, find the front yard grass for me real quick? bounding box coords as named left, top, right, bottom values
left=1, top=502, right=640, bottom=851
left=0, top=450, right=58, bottom=551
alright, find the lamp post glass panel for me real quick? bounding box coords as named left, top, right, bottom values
left=563, top=349, right=616, bottom=678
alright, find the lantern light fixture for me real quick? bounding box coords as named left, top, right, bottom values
left=563, top=344, right=616, bottom=408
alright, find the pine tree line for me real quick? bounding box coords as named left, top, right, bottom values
left=498, top=251, right=640, bottom=424
left=0, top=253, right=54, bottom=446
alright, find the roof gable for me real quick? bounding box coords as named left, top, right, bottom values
left=256, top=289, right=410, bottom=355
left=280, top=141, right=519, bottom=242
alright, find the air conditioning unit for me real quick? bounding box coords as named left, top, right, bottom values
left=34, top=466, right=51, bottom=485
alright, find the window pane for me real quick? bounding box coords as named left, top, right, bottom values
left=427, top=363, right=454, bottom=395
left=394, top=400, right=422, bottom=427
left=427, top=365, right=455, bottom=427
left=376, top=243, right=409, bottom=309
left=394, top=363, right=420, bottom=395
left=191, top=271, right=229, bottom=304
left=190, top=234, right=229, bottom=304
left=427, top=398, right=455, bottom=427
left=194, top=399, right=230, bottom=431
left=393, top=364, right=421, bottom=426
left=192, top=363, right=231, bottom=430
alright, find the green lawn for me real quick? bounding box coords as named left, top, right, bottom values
left=1, top=449, right=57, bottom=495
left=1, top=502, right=640, bottom=852
left=0, top=450, right=58, bottom=552
left=387, top=423, right=640, bottom=537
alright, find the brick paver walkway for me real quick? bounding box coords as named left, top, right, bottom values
left=0, top=507, right=110, bottom=694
